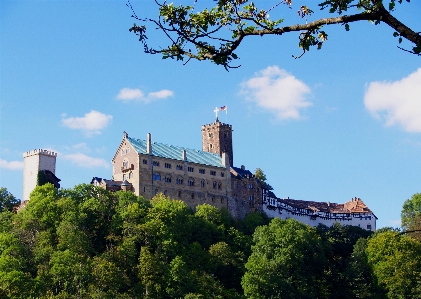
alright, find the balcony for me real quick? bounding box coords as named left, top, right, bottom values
left=121, top=164, right=134, bottom=172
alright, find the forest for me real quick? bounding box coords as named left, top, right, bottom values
left=0, top=184, right=420, bottom=298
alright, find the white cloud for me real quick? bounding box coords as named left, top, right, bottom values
left=0, top=159, right=24, bottom=170
left=62, top=153, right=109, bottom=168
left=148, top=89, right=174, bottom=99
left=364, top=68, right=421, bottom=132
left=61, top=110, right=112, bottom=136
left=116, top=88, right=144, bottom=100
left=241, top=66, right=312, bottom=120
left=116, top=87, right=174, bottom=103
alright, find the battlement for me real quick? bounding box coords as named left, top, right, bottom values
left=23, top=149, right=58, bottom=158
left=202, top=119, right=232, bottom=129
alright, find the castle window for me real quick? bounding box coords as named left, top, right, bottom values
left=210, top=171, right=216, bottom=176
left=143, top=159, right=147, bottom=164
left=165, top=163, right=171, bottom=169
left=153, top=173, right=161, bottom=181
left=129, top=172, right=133, bottom=179
left=209, top=133, right=213, bottom=138
left=123, top=174, right=126, bottom=181
left=176, top=177, right=183, bottom=185
left=123, top=161, right=129, bottom=169
left=367, top=224, right=372, bottom=230
left=200, top=180, right=205, bottom=187
left=221, top=198, right=224, bottom=203
left=249, top=195, right=254, bottom=201
left=153, top=161, right=160, bottom=166
left=188, top=178, right=195, bottom=186
left=165, top=175, right=171, bottom=183
left=199, top=169, right=205, bottom=174
left=212, top=197, right=215, bottom=203
left=191, top=193, right=195, bottom=199
left=218, top=182, right=221, bottom=189
left=164, top=190, right=167, bottom=196
left=178, top=191, right=182, bottom=198
left=220, top=172, right=224, bottom=177
left=213, top=181, right=217, bottom=189
left=248, top=184, right=253, bottom=189
left=209, top=144, right=213, bottom=150
left=143, top=187, right=146, bottom=192
left=176, top=165, right=183, bottom=170
left=188, top=166, right=194, bottom=172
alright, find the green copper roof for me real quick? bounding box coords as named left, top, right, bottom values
left=127, top=137, right=224, bottom=168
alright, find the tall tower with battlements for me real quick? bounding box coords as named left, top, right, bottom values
left=23, top=149, right=57, bottom=201
left=202, top=118, right=233, bottom=166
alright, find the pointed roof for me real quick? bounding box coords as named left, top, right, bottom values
left=126, top=136, right=224, bottom=168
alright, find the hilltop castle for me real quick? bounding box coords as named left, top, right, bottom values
left=94, top=117, right=377, bottom=230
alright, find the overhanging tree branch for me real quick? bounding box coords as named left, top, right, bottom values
left=128, top=0, right=420, bottom=69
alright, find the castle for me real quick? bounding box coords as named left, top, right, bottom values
left=22, top=117, right=377, bottom=231
left=100, top=116, right=377, bottom=230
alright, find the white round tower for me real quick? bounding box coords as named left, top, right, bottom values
left=22, top=149, right=57, bottom=201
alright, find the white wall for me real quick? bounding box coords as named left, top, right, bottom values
left=22, top=149, right=57, bottom=201
left=263, top=200, right=376, bottom=231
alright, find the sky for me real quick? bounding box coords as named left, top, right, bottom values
left=1, top=0, right=420, bottom=229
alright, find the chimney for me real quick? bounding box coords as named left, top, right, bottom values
left=241, top=165, right=245, bottom=170
left=182, top=149, right=187, bottom=161
left=146, top=133, right=152, bottom=154
left=222, top=152, right=229, bottom=168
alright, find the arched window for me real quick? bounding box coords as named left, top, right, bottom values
left=165, top=175, right=171, bottom=183
left=188, top=178, right=195, bottom=186
left=153, top=173, right=161, bottom=181
left=178, top=190, right=182, bottom=198
left=217, top=182, right=222, bottom=189
left=176, top=177, right=183, bottom=185
left=212, top=181, right=217, bottom=189
left=200, top=180, right=205, bottom=187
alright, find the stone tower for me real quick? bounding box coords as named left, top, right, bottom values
left=23, top=149, right=57, bottom=201
left=202, top=118, right=233, bottom=166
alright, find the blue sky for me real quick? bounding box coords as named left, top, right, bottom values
left=1, top=0, right=420, bottom=229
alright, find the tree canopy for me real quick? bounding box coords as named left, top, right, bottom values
left=1, top=184, right=420, bottom=298
left=0, top=188, right=20, bottom=213
left=128, top=0, right=420, bottom=69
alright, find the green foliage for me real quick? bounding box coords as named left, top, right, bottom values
left=242, top=218, right=327, bottom=299
left=401, top=192, right=421, bottom=230
left=316, top=223, right=374, bottom=298
left=254, top=168, right=273, bottom=190
left=0, top=187, right=20, bottom=212
left=129, top=0, right=420, bottom=69
left=2, top=183, right=419, bottom=298
left=366, top=230, right=421, bottom=298
left=37, top=170, right=48, bottom=186
left=347, top=238, right=387, bottom=298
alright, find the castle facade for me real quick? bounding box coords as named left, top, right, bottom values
left=106, top=117, right=377, bottom=230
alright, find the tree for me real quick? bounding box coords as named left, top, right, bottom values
left=401, top=193, right=421, bottom=240
left=128, top=0, right=421, bottom=69
left=254, top=168, right=273, bottom=190
left=0, top=188, right=20, bottom=212
left=242, top=218, right=327, bottom=299
left=366, top=229, right=421, bottom=298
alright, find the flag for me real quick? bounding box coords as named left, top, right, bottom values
left=220, top=106, right=227, bottom=111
